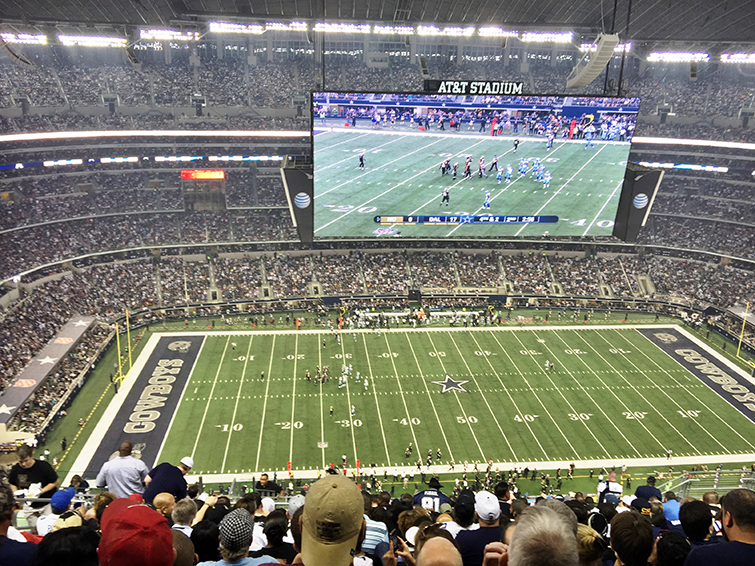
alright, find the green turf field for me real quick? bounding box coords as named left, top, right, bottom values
left=154, top=325, right=755, bottom=477
left=313, top=126, right=630, bottom=239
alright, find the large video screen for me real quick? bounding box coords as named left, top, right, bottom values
left=312, top=92, right=640, bottom=239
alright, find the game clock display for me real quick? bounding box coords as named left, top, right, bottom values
left=312, top=91, right=640, bottom=239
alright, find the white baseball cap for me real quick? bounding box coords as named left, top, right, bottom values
left=180, top=457, right=194, bottom=469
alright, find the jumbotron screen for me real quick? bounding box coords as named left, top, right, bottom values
left=312, top=91, right=640, bottom=239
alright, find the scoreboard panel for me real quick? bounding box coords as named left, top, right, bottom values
left=374, top=214, right=559, bottom=225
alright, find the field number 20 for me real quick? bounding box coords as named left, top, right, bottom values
left=275, top=421, right=303, bottom=429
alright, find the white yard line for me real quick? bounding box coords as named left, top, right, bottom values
left=318, top=337, right=325, bottom=470
left=560, top=330, right=694, bottom=455
left=404, top=334, right=455, bottom=463
left=191, top=336, right=231, bottom=459
left=288, top=335, right=298, bottom=465
left=339, top=335, right=358, bottom=465
left=514, top=144, right=607, bottom=236
left=221, top=336, right=254, bottom=471
left=446, top=332, right=515, bottom=460
left=382, top=332, right=419, bottom=453
left=620, top=329, right=755, bottom=452
left=254, top=336, right=277, bottom=472
left=521, top=330, right=636, bottom=458
left=361, top=334, right=391, bottom=465
left=313, top=131, right=369, bottom=153
left=487, top=331, right=579, bottom=458
left=581, top=180, right=623, bottom=237
left=424, top=333, right=486, bottom=461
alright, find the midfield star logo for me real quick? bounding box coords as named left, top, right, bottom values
left=431, top=374, right=469, bottom=393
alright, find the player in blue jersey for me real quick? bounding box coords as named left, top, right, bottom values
left=413, top=477, right=451, bottom=513
left=537, top=163, right=545, bottom=181
left=483, top=190, right=491, bottom=209
left=584, top=124, right=596, bottom=149
left=543, top=170, right=552, bottom=188
left=505, top=164, right=513, bottom=183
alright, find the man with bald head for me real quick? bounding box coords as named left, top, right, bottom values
left=95, top=440, right=150, bottom=498
left=417, top=537, right=463, bottom=566
left=153, top=492, right=177, bottom=527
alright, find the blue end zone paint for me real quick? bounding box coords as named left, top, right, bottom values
left=84, top=336, right=204, bottom=477
left=638, top=328, right=755, bottom=424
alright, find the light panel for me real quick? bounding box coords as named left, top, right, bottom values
left=208, top=22, right=264, bottom=34
left=373, top=24, right=415, bottom=35
left=0, top=33, right=47, bottom=45
left=647, top=52, right=709, bottom=62
left=520, top=31, right=573, bottom=43
left=721, top=52, right=755, bottom=64
left=478, top=27, right=518, bottom=38
left=140, top=29, right=199, bottom=41
left=417, top=25, right=475, bottom=37
left=314, top=22, right=370, bottom=34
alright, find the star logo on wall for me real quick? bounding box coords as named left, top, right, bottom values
left=73, top=319, right=89, bottom=327
left=0, top=404, right=16, bottom=415
left=431, top=374, right=469, bottom=393
left=38, top=356, right=58, bottom=365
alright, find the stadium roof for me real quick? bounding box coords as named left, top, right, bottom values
left=1, top=0, right=754, bottom=43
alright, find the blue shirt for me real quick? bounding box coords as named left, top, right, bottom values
left=143, top=462, right=187, bottom=504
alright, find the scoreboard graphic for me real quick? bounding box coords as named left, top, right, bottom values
left=375, top=214, right=559, bottom=225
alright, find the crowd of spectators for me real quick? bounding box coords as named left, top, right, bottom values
left=4, top=445, right=755, bottom=566
left=408, top=252, right=459, bottom=289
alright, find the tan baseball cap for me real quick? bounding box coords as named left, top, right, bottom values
left=301, top=475, right=364, bottom=566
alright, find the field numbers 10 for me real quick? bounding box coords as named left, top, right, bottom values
left=218, top=423, right=244, bottom=432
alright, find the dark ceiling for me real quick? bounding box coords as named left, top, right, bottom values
left=1, top=0, right=755, bottom=43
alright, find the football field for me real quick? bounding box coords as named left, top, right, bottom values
left=313, top=126, right=631, bottom=239
left=84, top=323, right=755, bottom=482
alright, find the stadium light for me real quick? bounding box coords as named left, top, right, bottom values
left=721, top=53, right=755, bottom=64
left=44, top=158, right=83, bottom=167
left=314, top=22, right=370, bottom=34
left=638, top=161, right=728, bottom=173
left=579, top=42, right=632, bottom=52
left=265, top=21, right=308, bottom=32
left=58, top=34, right=127, bottom=48
left=0, top=33, right=47, bottom=45
left=208, top=22, right=264, bottom=34
left=100, top=157, right=139, bottom=164
left=520, top=31, right=573, bottom=43
left=373, top=24, right=415, bottom=35
left=647, top=52, right=709, bottom=62
left=139, top=29, right=199, bottom=41
left=417, top=25, right=475, bottom=37
left=478, top=27, right=518, bottom=38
